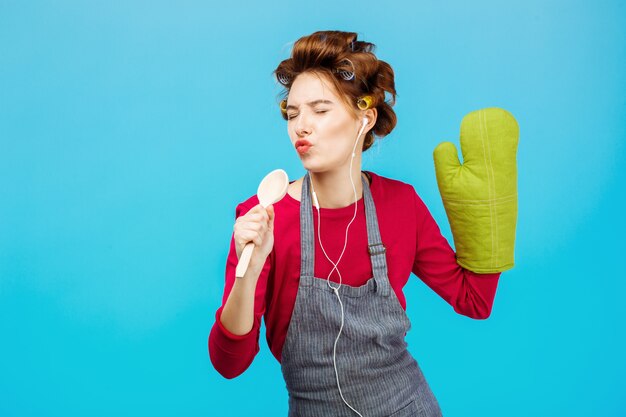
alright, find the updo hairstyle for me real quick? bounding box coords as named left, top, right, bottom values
left=273, top=31, right=397, bottom=152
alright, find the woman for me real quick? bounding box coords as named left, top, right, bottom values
left=209, top=31, right=502, bottom=417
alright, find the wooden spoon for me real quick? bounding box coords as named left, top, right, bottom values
left=235, top=169, right=289, bottom=279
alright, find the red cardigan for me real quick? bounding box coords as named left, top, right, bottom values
left=209, top=171, right=500, bottom=379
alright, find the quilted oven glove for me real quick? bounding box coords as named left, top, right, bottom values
left=433, top=107, right=519, bottom=273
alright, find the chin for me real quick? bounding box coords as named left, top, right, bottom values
left=300, top=161, right=317, bottom=172
left=300, top=159, right=324, bottom=173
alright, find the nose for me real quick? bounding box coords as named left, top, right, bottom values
left=294, top=113, right=311, bottom=137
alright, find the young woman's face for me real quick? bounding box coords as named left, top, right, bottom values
left=285, top=72, right=363, bottom=173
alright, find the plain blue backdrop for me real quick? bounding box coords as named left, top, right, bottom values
left=1, top=1, right=624, bottom=416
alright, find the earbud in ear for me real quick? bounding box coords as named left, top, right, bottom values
left=362, top=117, right=368, bottom=126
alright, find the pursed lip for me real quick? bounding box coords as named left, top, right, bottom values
left=295, top=140, right=312, bottom=148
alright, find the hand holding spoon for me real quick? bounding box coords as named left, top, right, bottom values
left=235, top=169, right=289, bottom=279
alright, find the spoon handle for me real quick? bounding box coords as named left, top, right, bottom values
left=235, top=242, right=255, bottom=279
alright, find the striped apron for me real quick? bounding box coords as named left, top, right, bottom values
left=280, top=172, right=443, bottom=416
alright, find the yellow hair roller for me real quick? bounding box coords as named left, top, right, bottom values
left=357, top=95, right=373, bottom=110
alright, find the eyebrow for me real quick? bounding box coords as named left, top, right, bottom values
left=285, top=99, right=334, bottom=111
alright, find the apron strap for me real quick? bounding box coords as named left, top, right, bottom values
left=300, top=172, right=315, bottom=287
left=363, top=176, right=391, bottom=297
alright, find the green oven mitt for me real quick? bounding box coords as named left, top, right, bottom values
left=433, top=107, right=519, bottom=273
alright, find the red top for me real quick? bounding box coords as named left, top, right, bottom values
left=209, top=171, right=501, bottom=379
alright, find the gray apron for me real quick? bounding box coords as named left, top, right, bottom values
left=280, top=172, right=443, bottom=417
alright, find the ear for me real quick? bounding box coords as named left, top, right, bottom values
left=363, top=107, right=378, bottom=131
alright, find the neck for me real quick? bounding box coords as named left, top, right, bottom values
left=309, top=165, right=366, bottom=209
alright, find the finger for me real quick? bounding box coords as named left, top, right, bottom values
left=241, top=221, right=263, bottom=233
left=251, top=203, right=265, bottom=214
left=243, top=230, right=262, bottom=247
left=234, top=224, right=261, bottom=242
left=243, top=213, right=265, bottom=223
left=238, top=230, right=259, bottom=246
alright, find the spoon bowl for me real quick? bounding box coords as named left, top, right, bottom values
left=258, top=169, right=289, bottom=208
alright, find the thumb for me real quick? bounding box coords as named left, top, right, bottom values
left=433, top=141, right=462, bottom=183
left=266, top=205, right=275, bottom=233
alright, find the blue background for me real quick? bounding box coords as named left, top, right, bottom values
left=1, top=1, right=624, bottom=416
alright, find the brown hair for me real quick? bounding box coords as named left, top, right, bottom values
left=273, top=31, right=397, bottom=152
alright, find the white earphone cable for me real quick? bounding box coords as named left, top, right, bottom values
left=310, top=118, right=368, bottom=416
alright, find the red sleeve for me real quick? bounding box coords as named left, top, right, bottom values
left=208, top=202, right=272, bottom=379
left=411, top=189, right=500, bottom=320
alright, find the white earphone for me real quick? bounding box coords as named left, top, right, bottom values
left=308, top=115, right=369, bottom=416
